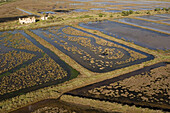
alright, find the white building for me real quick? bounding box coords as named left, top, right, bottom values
left=41, top=15, right=50, bottom=20
left=19, top=16, right=36, bottom=24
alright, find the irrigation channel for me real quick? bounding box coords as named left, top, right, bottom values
left=10, top=99, right=107, bottom=113
left=31, top=26, right=154, bottom=73
left=0, top=30, right=78, bottom=101
left=79, top=21, right=170, bottom=50
left=65, top=62, right=170, bottom=111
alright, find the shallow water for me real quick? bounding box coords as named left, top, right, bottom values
left=137, top=15, right=169, bottom=21
left=162, top=20, right=170, bottom=24
left=69, top=3, right=84, bottom=5
left=38, top=11, right=56, bottom=14
left=70, top=0, right=93, bottom=2
left=90, top=8, right=106, bottom=10
left=118, top=18, right=170, bottom=34
left=16, top=8, right=34, bottom=15
left=79, top=21, right=170, bottom=50
left=103, top=10, right=121, bottom=13
left=156, top=14, right=170, bottom=18
left=73, top=9, right=88, bottom=12
left=137, top=8, right=153, bottom=10
left=122, top=9, right=138, bottom=11
left=92, top=2, right=125, bottom=5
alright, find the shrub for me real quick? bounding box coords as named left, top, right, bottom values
left=146, top=11, right=151, bottom=15
left=165, top=7, right=170, bottom=11
left=48, top=16, right=55, bottom=20
left=80, top=15, right=92, bottom=18
left=135, top=11, right=140, bottom=14
left=121, top=11, right=129, bottom=16
left=154, top=8, right=161, bottom=11
left=129, top=10, right=134, bottom=14
left=162, top=8, right=166, bottom=11
left=121, top=10, right=134, bottom=16
left=98, top=13, right=105, bottom=17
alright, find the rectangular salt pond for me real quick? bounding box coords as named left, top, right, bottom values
left=117, top=18, right=170, bottom=34
left=137, top=15, right=169, bottom=21
left=79, top=21, right=170, bottom=50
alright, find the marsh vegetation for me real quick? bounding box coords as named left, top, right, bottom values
left=0, top=30, right=72, bottom=99
left=31, top=26, right=151, bottom=72
left=87, top=64, right=170, bottom=109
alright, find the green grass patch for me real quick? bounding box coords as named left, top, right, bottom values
left=121, top=10, right=134, bottom=16
left=68, top=66, right=80, bottom=80
left=98, top=13, right=106, bottom=17
left=79, top=15, right=93, bottom=18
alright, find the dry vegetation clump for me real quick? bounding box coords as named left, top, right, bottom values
left=31, top=106, right=75, bottom=113
left=88, top=64, right=170, bottom=106
left=62, top=27, right=95, bottom=38
left=0, top=50, right=35, bottom=74
left=0, top=54, right=68, bottom=95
